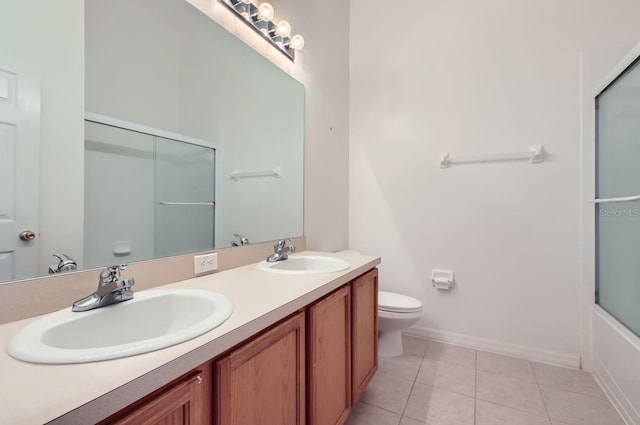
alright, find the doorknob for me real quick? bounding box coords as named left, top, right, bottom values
left=19, top=230, right=36, bottom=241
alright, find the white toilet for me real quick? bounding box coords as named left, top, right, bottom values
left=378, top=291, right=423, bottom=357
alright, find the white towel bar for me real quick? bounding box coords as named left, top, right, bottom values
left=230, top=167, right=281, bottom=180
left=589, top=195, right=640, bottom=204
left=158, top=201, right=215, bottom=206
left=439, top=145, right=544, bottom=168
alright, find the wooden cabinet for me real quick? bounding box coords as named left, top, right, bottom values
left=307, top=269, right=379, bottom=425
left=215, top=312, right=306, bottom=425
left=307, top=285, right=352, bottom=425
left=351, top=268, right=378, bottom=403
left=100, top=365, right=212, bottom=425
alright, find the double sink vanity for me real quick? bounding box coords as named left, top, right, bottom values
left=0, top=250, right=380, bottom=425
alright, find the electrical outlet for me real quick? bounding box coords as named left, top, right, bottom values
left=194, top=253, right=218, bottom=274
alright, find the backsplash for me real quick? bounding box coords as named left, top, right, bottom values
left=0, top=237, right=306, bottom=324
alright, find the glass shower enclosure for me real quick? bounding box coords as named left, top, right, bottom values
left=84, top=118, right=215, bottom=268
left=595, top=55, right=640, bottom=338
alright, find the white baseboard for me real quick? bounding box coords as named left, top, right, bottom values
left=594, top=357, right=639, bottom=425
left=404, top=325, right=581, bottom=369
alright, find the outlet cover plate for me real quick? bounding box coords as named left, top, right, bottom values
left=194, top=253, right=218, bottom=274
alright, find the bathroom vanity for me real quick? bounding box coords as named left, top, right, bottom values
left=0, top=251, right=380, bottom=425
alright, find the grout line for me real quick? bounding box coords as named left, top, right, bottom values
left=475, top=399, right=552, bottom=421
left=474, top=349, right=478, bottom=425
left=359, top=400, right=404, bottom=418
left=400, top=338, right=429, bottom=422
left=538, top=382, right=612, bottom=401
left=397, top=341, right=427, bottom=419
left=529, top=358, right=555, bottom=421
left=533, top=361, right=553, bottom=421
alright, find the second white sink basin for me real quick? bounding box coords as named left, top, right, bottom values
left=257, top=255, right=350, bottom=274
left=7, top=289, right=233, bottom=364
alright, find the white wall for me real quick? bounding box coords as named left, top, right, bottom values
left=350, top=0, right=640, bottom=366
left=291, top=0, right=351, bottom=252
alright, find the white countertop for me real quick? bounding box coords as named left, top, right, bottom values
left=0, top=251, right=380, bottom=425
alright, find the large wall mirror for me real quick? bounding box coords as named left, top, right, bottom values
left=0, top=0, right=304, bottom=284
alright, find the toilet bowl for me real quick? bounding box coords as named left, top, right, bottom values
left=378, top=291, right=422, bottom=357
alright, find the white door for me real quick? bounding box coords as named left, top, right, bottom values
left=0, top=59, right=40, bottom=282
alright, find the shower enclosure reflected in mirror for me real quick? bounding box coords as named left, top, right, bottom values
left=84, top=117, right=218, bottom=268
left=0, top=0, right=304, bottom=284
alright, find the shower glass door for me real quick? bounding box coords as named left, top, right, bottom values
left=154, top=136, right=215, bottom=258
left=596, top=56, right=640, bottom=338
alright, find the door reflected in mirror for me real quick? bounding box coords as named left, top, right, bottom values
left=0, top=0, right=304, bottom=284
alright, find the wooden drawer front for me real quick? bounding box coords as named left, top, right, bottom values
left=107, top=372, right=204, bottom=425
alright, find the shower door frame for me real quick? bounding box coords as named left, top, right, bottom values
left=85, top=112, right=220, bottom=253
left=583, top=40, right=640, bottom=425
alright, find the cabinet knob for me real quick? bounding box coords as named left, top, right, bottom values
left=195, top=375, right=203, bottom=384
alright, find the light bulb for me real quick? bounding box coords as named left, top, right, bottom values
left=257, top=3, right=274, bottom=21
left=290, top=34, right=305, bottom=50
left=275, top=20, right=291, bottom=37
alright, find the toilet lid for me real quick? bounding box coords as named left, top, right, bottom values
left=378, top=291, right=422, bottom=313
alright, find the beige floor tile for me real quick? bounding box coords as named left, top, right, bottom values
left=533, top=362, right=605, bottom=399
left=416, top=358, right=475, bottom=397
left=402, top=335, right=430, bottom=357
left=424, top=341, right=476, bottom=369
left=540, top=385, right=624, bottom=425
left=379, top=353, right=424, bottom=382
left=476, top=399, right=551, bottom=425
left=360, top=372, right=414, bottom=414
left=399, top=416, right=425, bottom=425
left=347, top=344, right=615, bottom=425
left=477, top=351, right=536, bottom=382
left=476, top=371, right=547, bottom=417
left=403, top=383, right=475, bottom=425
left=344, top=402, right=401, bottom=425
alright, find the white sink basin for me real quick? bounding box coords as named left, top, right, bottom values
left=7, top=289, right=233, bottom=364
left=257, top=255, right=350, bottom=274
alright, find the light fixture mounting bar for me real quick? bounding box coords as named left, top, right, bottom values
left=220, top=0, right=296, bottom=61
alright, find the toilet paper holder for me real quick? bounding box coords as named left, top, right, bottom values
left=431, top=269, right=455, bottom=290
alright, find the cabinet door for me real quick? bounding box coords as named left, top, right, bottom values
left=351, top=268, right=378, bottom=403
left=216, top=312, right=306, bottom=425
left=307, top=286, right=351, bottom=425
left=106, top=371, right=206, bottom=425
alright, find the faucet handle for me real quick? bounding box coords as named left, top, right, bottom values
left=119, top=277, right=135, bottom=290
left=275, top=237, right=293, bottom=250
left=99, top=264, right=127, bottom=284
left=232, top=234, right=250, bottom=246
left=48, top=253, right=77, bottom=274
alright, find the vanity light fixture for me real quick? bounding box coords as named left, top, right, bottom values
left=220, top=0, right=305, bottom=61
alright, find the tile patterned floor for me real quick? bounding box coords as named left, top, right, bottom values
left=346, top=336, right=625, bottom=425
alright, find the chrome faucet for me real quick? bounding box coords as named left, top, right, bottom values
left=266, top=238, right=296, bottom=262
left=72, top=264, right=135, bottom=312
left=231, top=234, right=250, bottom=246
left=48, top=253, right=77, bottom=274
